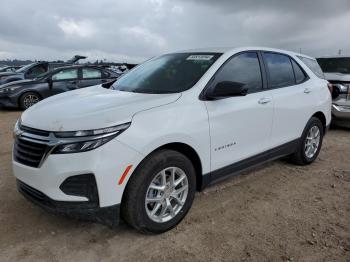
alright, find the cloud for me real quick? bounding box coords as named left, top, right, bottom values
left=0, top=0, right=349, bottom=63
left=57, top=18, right=96, bottom=38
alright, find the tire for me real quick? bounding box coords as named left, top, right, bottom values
left=290, top=117, right=324, bottom=165
left=19, top=92, right=41, bottom=110
left=121, top=149, right=196, bottom=234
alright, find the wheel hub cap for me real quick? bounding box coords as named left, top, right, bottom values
left=304, top=125, right=321, bottom=158
left=145, top=167, right=189, bottom=223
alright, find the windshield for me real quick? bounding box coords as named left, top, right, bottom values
left=16, top=63, right=36, bottom=73
left=317, top=57, right=350, bottom=74
left=111, top=53, right=221, bottom=94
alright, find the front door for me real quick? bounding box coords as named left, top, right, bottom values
left=50, top=68, right=79, bottom=95
left=204, top=52, right=274, bottom=171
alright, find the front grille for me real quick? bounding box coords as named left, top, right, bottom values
left=19, top=125, right=50, bottom=137
left=14, top=138, right=48, bottom=168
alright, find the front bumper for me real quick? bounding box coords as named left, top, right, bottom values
left=17, top=179, right=121, bottom=227
left=0, top=95, right=18, bottom=108
left=12, top=133, right=145, bottom=225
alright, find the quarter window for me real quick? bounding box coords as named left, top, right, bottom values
left=263, top=53, right=295, bottom=88
left=82, top=68, right=102, bottom=79
left=52, top=69, right=78, bottom=81
left=212, top=52, right=263, bottom=93
left=291, top=60, right=307, bottom=84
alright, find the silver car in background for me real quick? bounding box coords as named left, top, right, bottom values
left=317, top=56, right=350, bottom=127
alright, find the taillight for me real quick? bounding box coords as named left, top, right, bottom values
left=327, top=83, right=333, bottom=94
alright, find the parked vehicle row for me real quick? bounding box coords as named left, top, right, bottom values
left=0, top=55, right=86, bottom=85
left=12, top=47, right=332, bottom=233
left=317, top=56, right=350, bottom=127
left=0, top=65, right=120, bottom=109
left=0, top=55, right=135, bottom=110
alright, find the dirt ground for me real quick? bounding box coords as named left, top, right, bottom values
left=0, top=110, right=349, bottom=262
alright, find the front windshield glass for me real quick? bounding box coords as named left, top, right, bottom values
left=16, top=63, right=36, bottom=73
left=111, top=53, right=221, bottom=94
left=317, top=58, right=350, bottom=74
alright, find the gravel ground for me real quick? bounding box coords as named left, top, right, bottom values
left=0, top=110, right=349, bottom=262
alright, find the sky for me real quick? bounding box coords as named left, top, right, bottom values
left=0, top=0, right=349, bottom=63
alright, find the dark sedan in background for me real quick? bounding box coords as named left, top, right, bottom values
left=0, top=55, right=86, bottom=85
left=0, top=65, right=120, bottom=109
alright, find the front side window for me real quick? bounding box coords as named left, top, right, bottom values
left=112, top=53, right=221, bottom=94
left=264, top=52, right=295, bottom=88
left=27, top=64, right=48, bottom=76
left=82, top=68, right=102, bottom=79
left=52, top=69, right=78, bottom=81
left=298, top=56, right=324, bottom=79
left=210, top=52, right=263, bottom=93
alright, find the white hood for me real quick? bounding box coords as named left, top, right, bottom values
left=21, top=85, right=181, bottom=131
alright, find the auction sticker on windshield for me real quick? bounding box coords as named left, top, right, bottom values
left=187, top=55, right=214, bottom=61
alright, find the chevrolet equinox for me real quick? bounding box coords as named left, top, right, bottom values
left=13, top=47, right=332, bottom=233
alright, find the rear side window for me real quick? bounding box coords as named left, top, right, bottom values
left=52, top=69, right=78, bottom=81
left=82, top=68, right=102, bottom=79
left=297, top=56, right=324, bottom=79
left=291, top=60, right=307, bottom=84
left=212, top=52, right=262, bottom=93
left=263, top=52, right=295, bottom=88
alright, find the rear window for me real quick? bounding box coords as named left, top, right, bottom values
left=297, top=56, right=324, bottom=79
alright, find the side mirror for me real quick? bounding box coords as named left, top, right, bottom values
left=206, top=81, right=248, bottom=99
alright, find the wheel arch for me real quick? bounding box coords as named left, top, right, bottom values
left=124, top=142, right=204, bottom=196
left=312, top=111, right=327, bottom=133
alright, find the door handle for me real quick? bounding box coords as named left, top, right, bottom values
left=258, top=97, right=271, bottom=104
left=304, top=88, right=311, bottom=94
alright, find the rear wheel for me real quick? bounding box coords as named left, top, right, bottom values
left=290, top=117, right=324, bottom=165
left=19, top=92, right=41, bottom=110
left=121, top=150, right=196, bottom=234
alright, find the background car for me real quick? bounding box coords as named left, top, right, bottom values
left=0, top=65, right=22, bottom=73
left=317, top=56, right=350, bottom=127
left=0, top=55, right=86, bottom=85
left=0, top=65, right=120, bottom=109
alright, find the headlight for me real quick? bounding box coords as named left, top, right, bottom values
left=0, top=85, right=21, bottom=93
left=52, top=122, right=131, bottom=154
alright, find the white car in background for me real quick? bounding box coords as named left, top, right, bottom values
left=13, top=47, right=331, bottom=233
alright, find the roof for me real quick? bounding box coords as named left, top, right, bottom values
left=174, top=46, right=315, bottom=59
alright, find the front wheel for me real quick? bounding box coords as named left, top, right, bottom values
left=290, top=117, right=324, bottom=165
left=19, top=92, right=41, bottom=110
left=121, top=150, right=196, bottom=234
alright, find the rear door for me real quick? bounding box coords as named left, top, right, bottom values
left=262, top=52, right=318, bottom=147
left=205, top=51, right=274, bottom=171
left=78, top=67, right=105, bottom=88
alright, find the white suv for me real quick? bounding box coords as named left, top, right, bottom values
left=13, top=47, right=331, bottom=233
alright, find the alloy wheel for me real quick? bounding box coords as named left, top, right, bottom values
left=23, top=94, right=40, bottom=109
left=304, top=125, right=321, bottom=158
left=145, top=167, right=189, bottom=223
